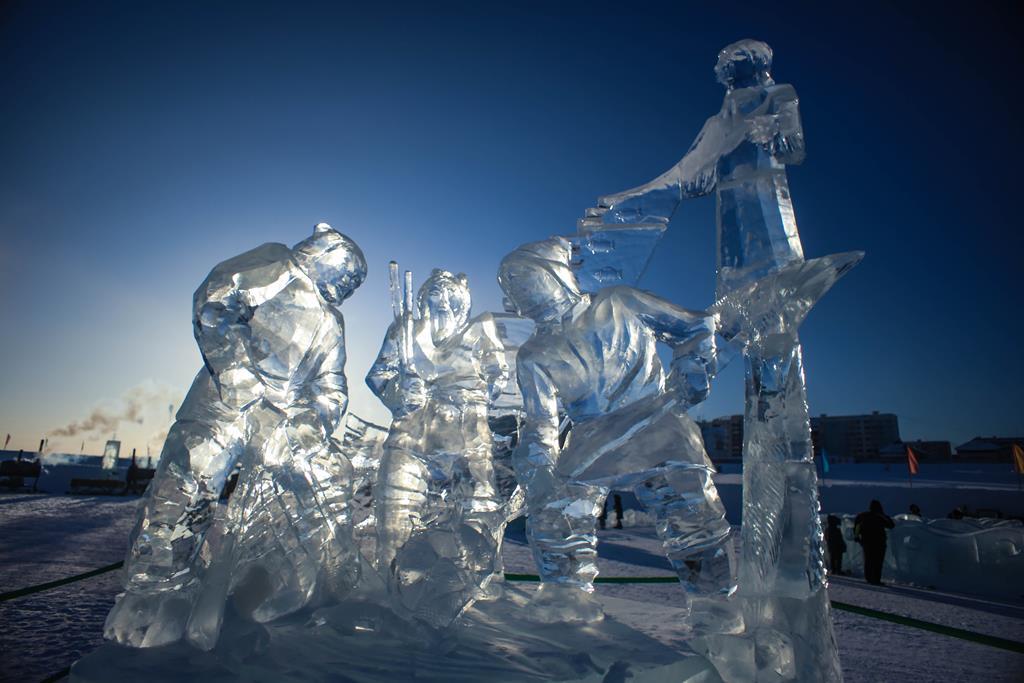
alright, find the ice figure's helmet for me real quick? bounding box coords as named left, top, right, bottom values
left=292, top=223, right=367, bottom=304
left=714, top=39, right=774, bottom=90
left=498, top=237, right=582, bottom=323
left=417, top=269, right=471, bottom=343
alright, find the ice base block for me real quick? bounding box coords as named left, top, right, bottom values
left=71, top=584, right=721, bottom=682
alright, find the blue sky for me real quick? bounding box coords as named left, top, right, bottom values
left=1, top=1, right=1020, bottom=455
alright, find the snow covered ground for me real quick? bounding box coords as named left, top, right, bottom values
left=2, top=494, right=1023, bottom=683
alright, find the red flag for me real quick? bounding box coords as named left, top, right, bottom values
left=906, top=445, right=920, bottom=476
left=1012, top=444, right=1024, bottom=475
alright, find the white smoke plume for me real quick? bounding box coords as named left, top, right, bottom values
left=47, top=381, right=181, bottom=454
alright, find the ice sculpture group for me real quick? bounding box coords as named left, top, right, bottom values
left=100, top=41, right=863, bottom=682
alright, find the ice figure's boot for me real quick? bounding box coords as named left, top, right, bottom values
left=634, top=463, right=741, bottom=635
left=375, top=448, right=428, bottom=575
left=459, top=445, right=507, bottom=601
left=524, top=480, right=608, bottom=623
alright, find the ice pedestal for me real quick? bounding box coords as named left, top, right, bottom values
left=72, top=584, right=723, bottom=682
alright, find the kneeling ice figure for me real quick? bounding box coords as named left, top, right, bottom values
left=367, top=268, right=510, bottom=627
left=104, top=223, right=366, bottom=649
left=498, top=237, right=738, bottom=629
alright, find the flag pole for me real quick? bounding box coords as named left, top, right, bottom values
left=1012, top=443, right=1023, bottom=492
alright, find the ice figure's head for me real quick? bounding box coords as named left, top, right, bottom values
left=714, top=40, right=774, bottom=90
left=498, top=237, right=582, bottom=324
left=292, top=223, right=367, bottom=304
left=418, top=269, right=471, bottom=344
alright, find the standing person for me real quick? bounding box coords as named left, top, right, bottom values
left=825, top=515, right=846, bottom=575
left=612, top=493, right=624, bottom=529
left=854, top=500, right=894, bottom=585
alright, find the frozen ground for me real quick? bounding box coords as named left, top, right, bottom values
left=2, top=494, right=1023, bottom=683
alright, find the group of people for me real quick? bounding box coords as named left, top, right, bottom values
left=825, top=500, right=900, bottom=585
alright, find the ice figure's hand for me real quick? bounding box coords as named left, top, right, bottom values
left=747, top=109, right=803, bottom=162
left=285, top=407, right=328, bottom=453
left=668, top=357, right=712, bottom=408
left=746, top=114, right=779, bottom=150
left=103, top=588, right=196, bottom=648
left=398, top=373, right=427, bottom=415
left=407, top=308, right=439, bottom=376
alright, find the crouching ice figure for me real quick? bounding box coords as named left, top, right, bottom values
left=104, top=223, right=366, bottom=649
left=497, top=237, right=739, bottom=631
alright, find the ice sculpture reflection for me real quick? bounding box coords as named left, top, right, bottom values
left=104, top=223, right=366, bottom=649
left=591, top=39, right=862, bottom=682
left=367, top=267, right=510, bottom=627
left=498, top=237, right=738, bottom=626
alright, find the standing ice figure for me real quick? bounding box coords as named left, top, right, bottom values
left=367, top=268, right=509, bottom=627
left=498, top=237, right=738, bottom=628
left=592, top=41, right=862, bottom=682
left=104, top=223, right=367, bottom=650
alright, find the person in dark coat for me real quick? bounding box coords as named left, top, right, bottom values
left=612, top=494, right=624, bottom=529
left=825, top=515, right=847, bottom=575
left=854, top=499, right=894, bottom=585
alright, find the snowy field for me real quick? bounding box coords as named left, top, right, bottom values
left=2, top=494, right=1023, bottom=683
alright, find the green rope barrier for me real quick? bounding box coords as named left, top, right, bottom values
left=830, top=600, right=1024, bottom=654
left=0, top=561, right=123, bottom=602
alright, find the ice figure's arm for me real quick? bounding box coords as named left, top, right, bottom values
left=366, top=321, right=415, bottom=415
left=613, top=287, right=714, bottom=348
left=194, top=294, right=263, bottom=409
left=474, top=316, right=511, bottom=403
left=299, top=322, right=350, bottom=431
left=513, top=352, right=562, bottom=494
left=748, top=84, right=805, bottom=165
left=612, top=287, right=718, bottom=407
left=597, top=115, right=723, bottom=224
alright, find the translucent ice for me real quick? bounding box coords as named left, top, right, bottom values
left=834, top=514, right=1024, bottom=600
left=498, top=237, right=737, bottom=626
left=104, top=224, right=367, bottom=649
left=367, top=268, right=510, bottom=627
left=592, top=40, right=861, bottom=681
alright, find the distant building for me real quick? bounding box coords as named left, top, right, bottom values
left=811, top=412, right=900, bottom=461
left=699, top=411, right=911, bottom=464
left=877, top=440, right=952, bottom=462
left=698, top=415, right=743, bottom=463
left=954, top=437, right=1024, bottom=463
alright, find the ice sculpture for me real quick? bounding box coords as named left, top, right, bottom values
left=590, top=40, right=862, bottom=681
left=104, top=223, right=367, bottom=649
left=367, top=266, right=510, bottom=627
left=497, top=237, right=738, bottom=627
left=833, top=514, right=1024, bottom=600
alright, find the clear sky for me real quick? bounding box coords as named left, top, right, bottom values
left=1, top=1, right=1020, bottom=457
